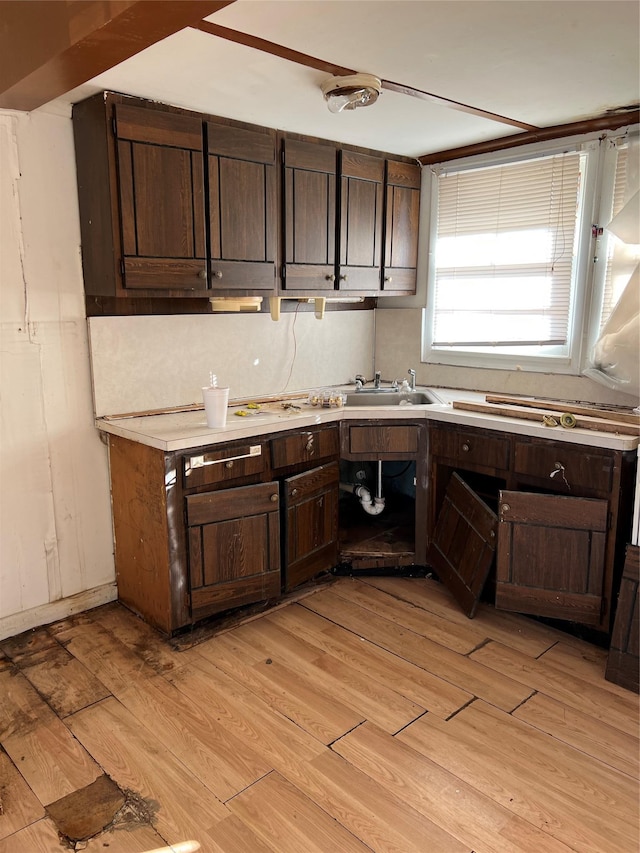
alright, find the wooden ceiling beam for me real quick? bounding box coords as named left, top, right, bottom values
left=0, top=1, right=235, bottom=111
left=419, top=110, right=640, bottom=164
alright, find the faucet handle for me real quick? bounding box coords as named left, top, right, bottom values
left=408, top=368, right=416, bottom=390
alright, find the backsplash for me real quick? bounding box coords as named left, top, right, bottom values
left=88, top=309, right=375, bottom=417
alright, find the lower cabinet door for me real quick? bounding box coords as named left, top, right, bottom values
left=496, top=490, right=608, bottom=625
left=284, top=462, right=339, bottom=591
left=186, top=481, right=281, bottom=621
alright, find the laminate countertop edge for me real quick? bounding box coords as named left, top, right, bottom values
left=94, top=388, right=640, bottom=453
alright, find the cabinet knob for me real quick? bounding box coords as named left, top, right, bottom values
left=225, top=461, right=234, bottom=469
left=501, top=503, right=510, bottom=513
left=291, top=488, right=299, bottom=497
left=325, top=274, right=336, bottom=282
left=198, top=269, right=207, bottom=280
left=462, top=443, right=470, bottom=452
left=384, top=276, right=393, bottom=283
left=339, top=274, right=348, bottom=282
left=270, top=493, right=279, bottom=503
left=213, top=270, right=223, bottom=279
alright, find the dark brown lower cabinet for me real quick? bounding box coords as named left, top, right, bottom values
left=496, top=491, right=608, bottom=625
left=186, top=481, right=281, bottom=623
left=283, top=462, right=339, bottom=591
left=605, top=544, right=639, bottom=692
left=107, top=427, right=340, bottom=635
left=429, top=424, right=636, bottom=633
left=427, top=472, right=497, bottom=618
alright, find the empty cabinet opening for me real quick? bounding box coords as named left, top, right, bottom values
left=337, top=459, right=421, bottom=573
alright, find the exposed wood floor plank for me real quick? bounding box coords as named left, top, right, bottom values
left=221, top=616, right=425, bottom=733
left=228, top=770, right=372, bottom=852
left=0, top=578, right=637, bottom=852
left=398, top=703, right=638, bottom=853
left=304, top=588, right=533, bottom=711
left=0, top=749, right=45, bottom=839
left=0, top=670, right=102, bottom=806
left=330, top=577, right=482, bottom=653
left=66, top=697, right=229, bottom=843
left=513, top=692, right=639, bottom=778
left=268, top=603, right=473, bottom=716
left=116, top=675, right=273, bottom=801
left=0, top=628, right=111, bottom=718
left=333, top=720, right=575, bottom=853
left=362, top=576, right=563, bottom=656
left=470, top=640, right=639, bottom=735
left=198, top=633, right=365, bottom=745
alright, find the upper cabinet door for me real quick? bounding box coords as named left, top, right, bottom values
left=114, top=104, right=207, bottom=291
left=339, top=151, right=385, bottom=293
left=382, top=160, right=421, bottom=294
left=283, top=138, right=338, bottom=291
left=206, top=122, right=277, bottom=292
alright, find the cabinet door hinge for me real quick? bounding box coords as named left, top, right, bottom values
left=112, top=116, right=117, bottom=137
left=119, top=258, right=125, bottom=276
left=281, top=263, right=286, bottom=280
left=280, top=148, right=285, bottom=165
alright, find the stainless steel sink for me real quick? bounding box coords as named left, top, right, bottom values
left=345, top=390, right=441, bottom=407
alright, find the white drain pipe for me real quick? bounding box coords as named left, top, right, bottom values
left=339, top=461, right=386, bottom=515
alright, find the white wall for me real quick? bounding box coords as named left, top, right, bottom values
left=0, top=108, right=116, bottom=639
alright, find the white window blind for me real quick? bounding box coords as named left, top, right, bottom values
left=433, top=152, right=583, bottom=349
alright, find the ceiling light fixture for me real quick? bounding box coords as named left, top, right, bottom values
left=321, top=73, right=382, bottom=114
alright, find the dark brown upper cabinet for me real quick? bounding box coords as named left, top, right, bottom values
left=74, top=92, right=420, bottom=312
left=382, top=160, right=421, bottom=293
left=338, top=151, right=385, bottom=293
left=206, top=121, right=277, bottom=292
left=73, top=93, right=210, bottom=302
left=282, top=137, right=418, bottom=297
left=115, top=103, right=208, bottom=292
left=282, top=137, right=338, bottom=292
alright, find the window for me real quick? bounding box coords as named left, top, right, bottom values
left=423, top=130, right=638, bottom=373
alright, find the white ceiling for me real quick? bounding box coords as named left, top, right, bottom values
left=55, top=0, right=639, bottom=158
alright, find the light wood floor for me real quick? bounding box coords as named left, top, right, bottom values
left=0, top=576, right=638, bottom=853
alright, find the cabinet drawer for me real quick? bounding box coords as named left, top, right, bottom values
left=286, top=461, right=340, bottom=503
left=431, top=427, right=510, bottom=471
left=183, top=443, right=265, bottom=489
left=513, top=440, right=614, bottom=493
left=348, top=425, right=418, bottom=455
left=271, top=426, right=339, bottom=469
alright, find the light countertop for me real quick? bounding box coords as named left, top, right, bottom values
left=95, top=388, right=640, bottom=453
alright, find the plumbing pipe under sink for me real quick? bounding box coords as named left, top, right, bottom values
left=340, top=460, right=386, bottom=515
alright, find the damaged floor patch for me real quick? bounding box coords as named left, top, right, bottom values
left=45, top=774, right=159, bottom=844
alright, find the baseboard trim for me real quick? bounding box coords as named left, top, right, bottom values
left=0, top=583, right=118, bottom=641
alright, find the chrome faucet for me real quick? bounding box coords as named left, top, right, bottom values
left=355, top=374, right=366, bottom=389
left=408, top=368, right=416, bottom=391
left=374, top=371, right=381, bottom=389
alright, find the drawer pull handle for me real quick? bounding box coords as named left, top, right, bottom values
left=225, top=461, right=234, bottom=469
left=186, top=445, right=261, bottom=473
left=270, top=493, right=279, bottom=503
left=305, top=440, right=314, bottom=452
left=462, top=443, right=470, bottom=452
